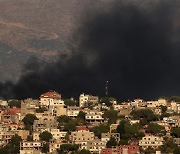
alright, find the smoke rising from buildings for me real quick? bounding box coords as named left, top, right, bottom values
left=0, top=0, right=179, bottom=100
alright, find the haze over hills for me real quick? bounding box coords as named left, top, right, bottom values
left=0, top=0, right=179, bottom=100
left=0, top=0, right=111, bottom=81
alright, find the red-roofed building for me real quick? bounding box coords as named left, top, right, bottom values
left=39, top=91, right=64, bottom=108
left=76, top=126, right=89, bottom=131
left=3, top=107, right=21, bottom=115
left=40, top=91, right=61, bottom=99
left=101, top=145, right=140, bottom=154
left=1, top=107, right=21, bottom=124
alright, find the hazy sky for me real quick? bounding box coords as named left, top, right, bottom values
left=0, top=0, right=179, bottom=100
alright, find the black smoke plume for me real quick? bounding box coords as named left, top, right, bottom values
left=0, top=0, right=179, bottom=100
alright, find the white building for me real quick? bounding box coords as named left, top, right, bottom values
left=139, top=136, right=164, bottom=149
left=39, top=91, right=64, bottom=108
left=0, top=100, right=8, bottom=106
left=147, top=99, right=167, bottom=108
left=85, top=110, right=104, bottom=123
left=101, top=133, right=120, bottom=142
left=33, top=131, right=40, bottom=141
left=50, top=129, right=67, bottom=140
left=79, top=93, right=99, bottom=108
left=168, top=102, right=180, bottom=113
left=130, top=99, right=144, bottom=107
left=49, top=139, right=62, bottom=153
left=20, top=141, right=43, bottom=154
left=80, top=139, right=106, bottom=154
left=163, top=116, right=180, bottom=127
left=67, top=106, right=80, bottom=117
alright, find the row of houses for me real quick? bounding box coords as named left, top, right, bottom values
left=0, top=91, right=179, bottom=154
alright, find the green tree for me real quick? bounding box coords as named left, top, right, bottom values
left=77, top=111, right=86, bottom=125
left=160, top=138, right=178, bottom=153
left=103, top=109, right=118, bottom=124
left=116, top=120, right=143, bottom=140
left=144, top=147, right=155, bottom=154
left=36, top=107, right=47, bottom=113
left=42, top=143, right=49, bottom=153
left=90, top=124, right=109, bottom=138
left=106, top=137, right=118, bottom=148
left=171, top=127, right=180, bottom=138
left=130, top=109, right=158, bottom=125
left=116, top=120, right=127, bottom=135
left=100, top=97, right=112, bottom=107
left=65, top=132, right=70, bottom=142
left=0, top=134, right=22, bottom=154
left=123, top=124, right=139, bottom=139
left=8, top=100, right=21, bottom=108
left=174, top=147, right=180, bottom=154
left=64, top=99, right=78, bottom=106
left=39, top=131, right=52, bottom=142
left=79, top=149, right=91, bottom=154
left=22, top=114, right=38, bottom=130
left=119, top=139, right=128, bottom=145
left=160, top=105, right=167, bottom=113
left=146, top=123, right=165, bottom=136
left=63, top=122, right=76, bottom=132
left=57, top=115, right=70, bottom=124
left=27, top=135, right=33, bottom=141
left=169, top=96, right=180, bottom=102
left=58, top=144, right=79, bottom=153
left=77, top=111, right=86, bottom=120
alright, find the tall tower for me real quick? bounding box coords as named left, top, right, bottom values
left=105, top=80, right=109, bottom=97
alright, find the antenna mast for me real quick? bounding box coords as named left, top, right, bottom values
left=105, top=80, right=109, bottom=97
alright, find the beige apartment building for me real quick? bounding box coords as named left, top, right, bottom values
left=20, top=141, right=43, bottom=154
left=70, top=126, right=94, bottom=143
left=101, top=133, right=120, bottom=142
left=139, top=136, right=164, bottom=149
left=79, top=93, right=99, bottom=108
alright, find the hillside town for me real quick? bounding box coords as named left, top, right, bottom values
left=0, top=91, right=180, bottom=154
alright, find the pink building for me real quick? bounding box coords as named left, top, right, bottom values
left=101, top=145, right=140, bottom=154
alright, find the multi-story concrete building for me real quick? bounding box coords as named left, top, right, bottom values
left=50, top=105, right=67, bottom=116
left=1, top=107, right=21, bottom=124
left=0, top=131, right=16, bottom=144
left=110, top=124, right=118, bottom=133
left=39, top=91, right=64, bottom=108
left=101, top=145, right=140, bottom=154
left=67, top=106, right=80, bottom=117
left=163, top=116, right=180, bottom=127
left=70, top=126, right=94, bottom=143
left=80, top=139, right=106, bottom=154
left=12, top=130, right=29, bottom=140
left=139, top=136, right=164, bottom=149
left=20, top=141, right=43, bottom=154
left=33, top=118, right=58, bottom=132
left=79, top=93, right=99, bottom=108
left=21, top=98, right=39, bottom=119
left=147, top=99, right=167, bottom=108
left=50, top=129, right=67, bottom=140
left=85, top=110, right=104, bottom=123
left=33, top=131, right=40, bottom=141
left=168, top=102, right=180, bottom=113
left=0, top=123, right=9, bottom=131
left=101, top=133, right=120, bottom=143
left=0, top=100, right=8, bottom=107
left=49, top=139, right=62, bottom=153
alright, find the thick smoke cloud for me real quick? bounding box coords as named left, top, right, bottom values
left=0, top=0, right=179, bottom=100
